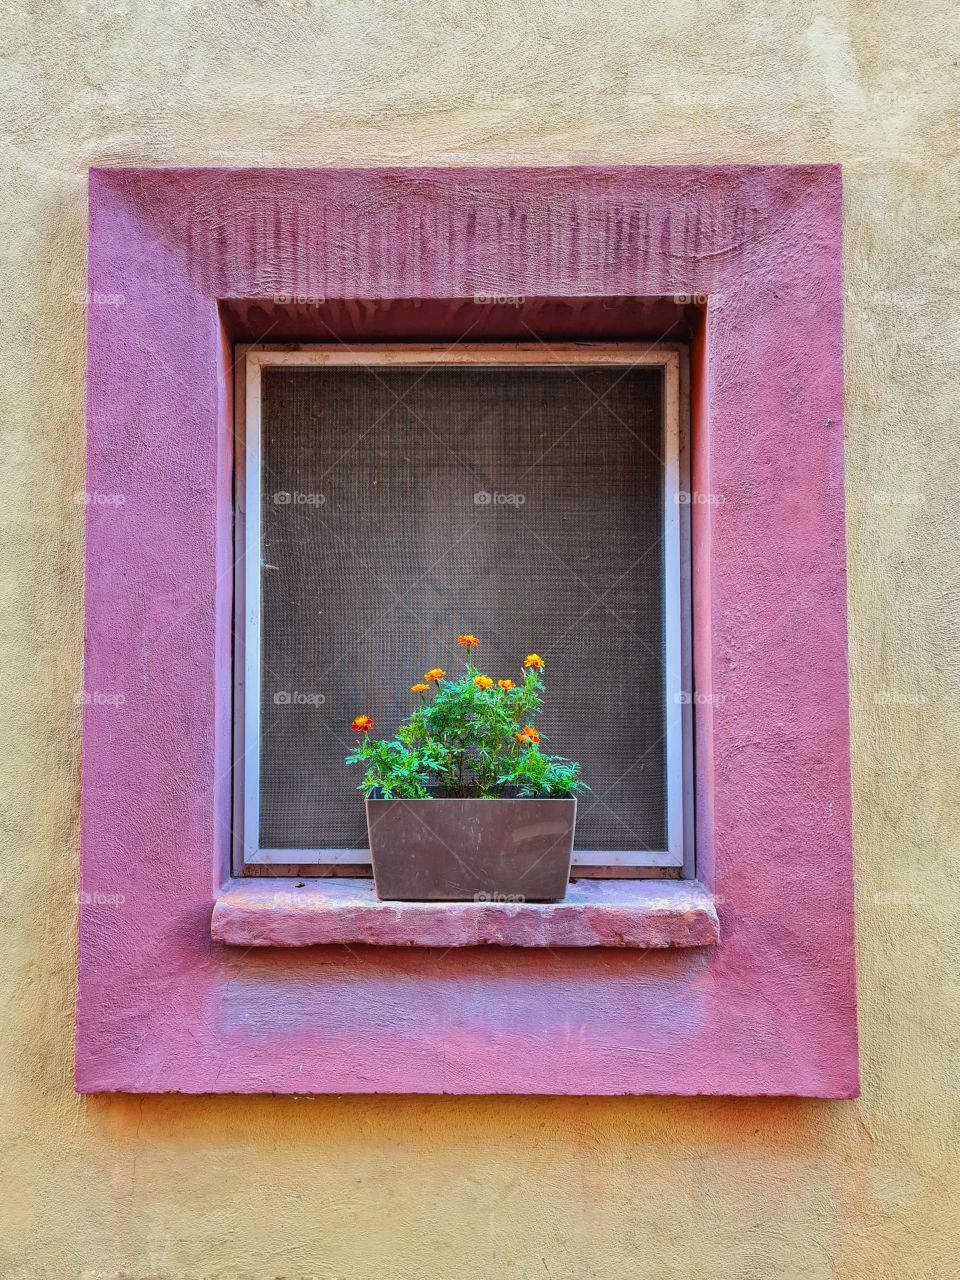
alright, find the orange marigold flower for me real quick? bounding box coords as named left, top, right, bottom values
left=424, top=668, right=445, bottom=683
left=351, top=715, right=373, bottom=733
left=516, top=725, right=540, bottom=743
left=456, top=634, right=480, bottom=647
left=497, top=679, right=515, bottom=690
left=474, top=675, right=494, bottom=690
left=411, top=683, right=429, bottom=694
left=523, top=653, right=545, bottom=671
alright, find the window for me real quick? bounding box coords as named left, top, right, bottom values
left=235, top=344, right=693, bottom=878
left=80, top=164, right=857, bottom=1097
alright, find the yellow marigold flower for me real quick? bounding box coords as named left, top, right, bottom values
left=516, top=725, right=540, bottom=743
left=474, top=675, right=494, bottom=690
left=351, top=715, right=373, bottom=733
left=523, top=653, right=545, bottom=671
left=411, top=683, right=429, bottom=694
left=497, top=679, right=515, bottom=690
left=424, top=668, right=445, bottom=683
left=456, top=634, right=480, bottom=647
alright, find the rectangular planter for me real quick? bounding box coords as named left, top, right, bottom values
left=365, top=797, right=577, bottom=901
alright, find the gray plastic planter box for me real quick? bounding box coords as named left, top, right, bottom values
left=365, top=797, right=577, bottom=902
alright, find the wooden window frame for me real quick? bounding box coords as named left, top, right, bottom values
left=234, top=342, right=694, bottom=877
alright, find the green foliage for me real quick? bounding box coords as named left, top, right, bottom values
left=345, top=644, right=588, bottom=800
left=344, top=737, right=433, bottom=799
left=496, top=742, right=589, bottom=799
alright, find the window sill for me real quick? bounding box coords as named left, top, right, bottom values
left=211, top=878, right=719, bottom=949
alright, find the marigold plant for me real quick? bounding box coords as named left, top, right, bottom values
left=346, top=637, right=588, bottom=800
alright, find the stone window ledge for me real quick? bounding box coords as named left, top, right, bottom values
left=211, top=878, right=719, bottom=949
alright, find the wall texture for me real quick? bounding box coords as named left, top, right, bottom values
left=0, top=1, right=957, bottom=1277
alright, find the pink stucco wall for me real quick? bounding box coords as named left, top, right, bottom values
left=78, top=165, right=856, bottom=1095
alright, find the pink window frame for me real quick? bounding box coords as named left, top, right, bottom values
left=78, top=164, right=857, bottom=1096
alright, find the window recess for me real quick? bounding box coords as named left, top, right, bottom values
left=235, top=344, right=693, bottom=878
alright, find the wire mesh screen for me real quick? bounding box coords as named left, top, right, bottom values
left=258, top=364, right=666, bottom=854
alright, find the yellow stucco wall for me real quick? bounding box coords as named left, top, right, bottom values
left=1, top=2, right=958, bottom=1277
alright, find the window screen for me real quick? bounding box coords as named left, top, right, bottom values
left=257, top=364, right=666, bottom=854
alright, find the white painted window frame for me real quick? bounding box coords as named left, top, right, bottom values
left=234, top=343, right=694, bottom=877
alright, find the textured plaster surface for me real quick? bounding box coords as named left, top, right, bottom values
left=0, top=1, right=958, bottom=1278
left=210, top=878, right=721, bottom=948
left=78, top=161, right=854, bottom=1098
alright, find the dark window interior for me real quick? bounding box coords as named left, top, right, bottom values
left=258, top=364, right=666, bottom=853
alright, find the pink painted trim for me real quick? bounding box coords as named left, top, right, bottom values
left=79, top=165, right=857, bottom=1096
